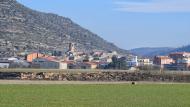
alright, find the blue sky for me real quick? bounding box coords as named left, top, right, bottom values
left=17, top=0, right=190, bottom=50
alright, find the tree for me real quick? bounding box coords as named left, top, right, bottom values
left=108, top=56, right=128, bottom=70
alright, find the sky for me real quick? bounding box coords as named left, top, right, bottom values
left=17, top=0, right=190, bottom=50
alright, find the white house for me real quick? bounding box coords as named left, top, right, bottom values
left=0, top=60, right=11, bottom=68
left=126, top=56, right=138, bottom=67
left=32, top=57, right=76, bottom=69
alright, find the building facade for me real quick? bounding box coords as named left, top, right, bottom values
left=26, top=53, right=44, bottom=62
left=169, top=52, right=190, bottom=70
left=153, top=56, right=174, bottom=65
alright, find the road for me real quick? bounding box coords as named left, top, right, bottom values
left=0, top=80, right=189, bottom=85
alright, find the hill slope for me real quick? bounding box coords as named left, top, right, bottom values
left=0, top=0, right=129, bottom=56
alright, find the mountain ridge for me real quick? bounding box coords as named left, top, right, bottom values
left=130, top=45, right=190, bottom=58
left=0, top=0, right=129, bottom=57
left=130, top=47, right=175, bottom=57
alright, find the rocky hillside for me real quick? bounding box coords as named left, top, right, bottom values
left=0, top=0, right=129, bottom=56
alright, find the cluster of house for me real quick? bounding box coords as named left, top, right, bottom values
left=153, top=52, right=190, bottom=71
left=0, top=43, right=116, bottom=69
left=0, top=43, right=155, bottom=70
left=4, top=43, right=189, bottom=71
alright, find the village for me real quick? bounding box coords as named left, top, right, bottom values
left=0, top=42, right=138, bottom=70
left=0, top=42, right=190, bottom=71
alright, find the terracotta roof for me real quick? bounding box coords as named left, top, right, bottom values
left=39, top=56, right=59, bottom=62
left=61, top=61, right=75, bottom=64
left=83, top=62, right=98, bottom=65
left=156, top=56, right=170, bottom=59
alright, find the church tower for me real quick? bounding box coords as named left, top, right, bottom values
left=69, top=43, right=75, bottom=52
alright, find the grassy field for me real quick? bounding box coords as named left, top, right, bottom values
left=0, top=84, right=190, bottom=107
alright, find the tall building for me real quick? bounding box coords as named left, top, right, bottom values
left=65, top=43, right=77, bottom=61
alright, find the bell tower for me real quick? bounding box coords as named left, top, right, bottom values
left=69, top=43, right=75, bottom=52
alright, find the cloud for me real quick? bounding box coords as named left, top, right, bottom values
left=114, top=0, right=190, bottom=13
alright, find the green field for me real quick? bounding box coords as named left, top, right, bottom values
left=0, top=84, right=190, bottom=107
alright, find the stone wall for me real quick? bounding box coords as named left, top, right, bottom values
left=1, top=71, right=190, bottom=82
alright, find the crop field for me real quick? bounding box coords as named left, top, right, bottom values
left=0, top=84, right=190, bottom=107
